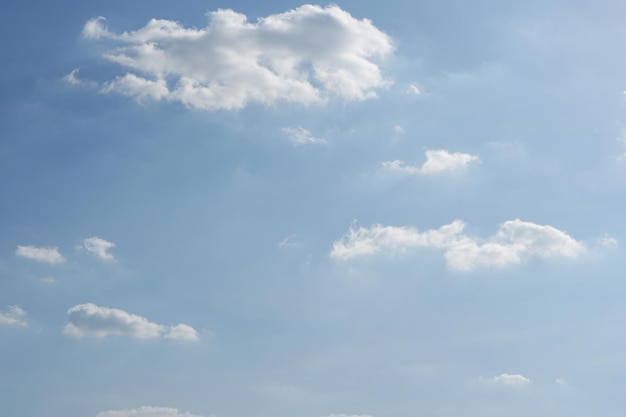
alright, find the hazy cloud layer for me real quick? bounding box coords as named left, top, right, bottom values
left=15, top=245, right=65, bottom=264
left=80, top=5, right=393, bottom=110
left=0, top=305, right=28, bottom=327
left=97, top=406, right=203, bottom=417
left=64, top=303, right=198, bottom=341
left=83, top=237, right=116, bottom=260
left=331, top=219, right=584, bottom=271
left=381, top=149, right=480, bottom=176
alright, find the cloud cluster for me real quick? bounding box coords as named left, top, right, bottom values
left=97, top=406, right=203, bottom=417
left=83, top=237, right=116, bottom=261
left=79, top=5, right=393, bottom=110
left=381, top=149, right=480, bottom=176
left=64, top=303, right=199, bottom=341
left=331, top=219, right=584, bottom=271
left=282, top=127, right=326, bottom=146
left=0, top=305, right=28, bottom=327
left=15, top=245, right=65, bottom=264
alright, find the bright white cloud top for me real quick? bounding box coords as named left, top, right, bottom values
left=82, top=237, right=116, bottom=261
left=489, top=373, right=531, bottom=386
left=80, top=5, right=393, bottom=110
left=331, top=219, right=584, bottom=271
left=96, top=406, right=203, bottom=417
left=0, top=305, right=28, bottom=327
left=381, top=149, right=480, bottom=176
left=15, top=245, right=65, bottom=264
left=63, top=303, right=199, bottom=341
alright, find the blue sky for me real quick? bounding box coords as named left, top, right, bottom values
left=2, top=1, right=626, bottom=416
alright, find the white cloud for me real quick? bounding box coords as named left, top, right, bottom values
left=381, top=149, right=480, bottom=176
left=405, top=82, right=421, bottom=96
left=63, top=303, right=199, bottom=341
left=489, top=373, right=530, bottom=386
left=328, top=414, right=372, bottom=417
left=393, top=125, right=404, bottom=134
left=97, top=406, right=203, bottom=417
left=278, top=234, right=300, bottom=248
left=282, top=127, right=326, bottom=146
left=83, top=237, right=116, bottom=261
left=81, top=5, right=393, bottom=111
left=331, top=219, right=584, bottom=271
left=0, top=305, right=28, bottom=327
left=15, top=245, right=65, bottom=264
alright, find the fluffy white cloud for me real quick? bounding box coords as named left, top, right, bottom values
left=97, top=406, right=202, bottom=417
left=331, top=219, right=584, bottom=271
left=63, top=303, right=199, bottom=341
left=282, top=127, right=326, bottom=146
left=381, top=149, right=480, bottom=176
left=80, top=5, right=393, bottom=111
left=490, top=373, right=530, bottom=386
left=83, top=237, right=116, bottom=260
left=15, top=245, right=65, bottom=264
left=0, top=305, right=28, bottom=327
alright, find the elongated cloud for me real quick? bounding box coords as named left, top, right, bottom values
left=15, top=245, right=65, bottom=264
left=282, top=127, right=326, bottom=146
left=80, top=5, right=393, bottom=110
left=64, top=303, right=199, bottom=341
left=331, top=219, right=584, bottom=271
left=381, top=149, right=480, bottom=176
left=97, top=406, right=203, bottom=417
left=489, top=373, right=530, bottom=386
left=83, top=237, right=116, bottom=260
left=0, top=305, right=28, bottom=327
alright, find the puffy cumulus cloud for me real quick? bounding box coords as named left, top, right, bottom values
left=330, top=219, right=584, bottom=271
left=489, top=373, right=531, bottom=386
left=64, top=303, right=199, bottom=341
left=80, top=5, right=393, bottom=111
left=97, top=406, right=203, bottom=417
left=15, top=245, right=65, bottom=264
left=83, top=237, right=116, bottom=261
left=282, top=126, right=326, bottom=146
left=381, top=149, right=480, bottom=176
left=0, top=305, right=28, bottom=327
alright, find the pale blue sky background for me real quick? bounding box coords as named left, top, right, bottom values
left=2, top=1, right=626, bottom=417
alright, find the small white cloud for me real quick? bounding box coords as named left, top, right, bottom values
left=556, top=378, right=567, bottom=385
left=393, top=125, right=404, bottom=134
left=97, top=406, right=203, bottom=417
left=597, top=235, right=619, bottom=248
left=278, top=234, right=300, bottom=248
left=331, top=219, right=585, bottom=271
left=165, top=323, right=199, bottom=342
left=64, top=303, right=199, bottom=342
left=282, top=127, right=326, bottom=146
left=489, top=373, right=530, bottom=386
left=0, top=305, right=28, bottom=327
left=405, top=82, right=421, bottom=96
left=80, top=5, right=393, bottom=111
left=328, top=414, right=372, bottom=417
left=64, top=68, right=98, bottom=88
left=83, top=237, right=116, bottom=261
left=15, top=245, right=65, bottom=264
left=381, top=149, right=480, bottom=176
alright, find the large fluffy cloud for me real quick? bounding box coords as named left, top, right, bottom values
left=64, top=303, right=199, bottom=341
left=79, top=5, right=393, bottom=110
left=97, top=406, right=202, bottom=417
left=330, top=219, right=584, bottom=271
left=381, top=149, right=480, bottom=176
left=15, top=245, right=65, bottom=264
left=0, top=305, right=28, bottom=327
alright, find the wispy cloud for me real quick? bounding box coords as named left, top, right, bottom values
left=82, top=237, right=116, bottom=261
left=331, top=219, right=584, bottom=271
left=15, top=245, right=65, bottom=264
left=64, top=303, right=199, bottom=341
left=0, top=305, right=28, bottom=327
left=381, top=149, right=480, bottom=176
left=79, top=5, right=393, bottom=111
left=487, top=373, right=531, bottom=386
left=281, top=127, right=326, bottom=146
left=96, top=406, right=203, bottom=417
left=405, top=82, right=422, bottom=96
